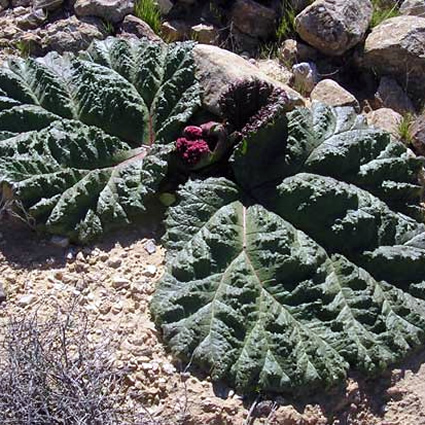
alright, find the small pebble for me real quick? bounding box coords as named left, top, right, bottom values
left=107, top=257, right=122, bottom=268
left=17, top=294, right=36, bottom=307
left=143, top=265, right=157, bottom=277
left=112, top=276, right=131, bottom=290
left=144, top=240, right=157, bottom=255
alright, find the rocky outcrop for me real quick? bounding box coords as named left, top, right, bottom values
left=193, top=44, right=304, bottom=115
left=74, top=0, right=134, bottom=23
left=363, top=16, right=425, bottom=81
left=400, top=0, right=425, bottom=16
left=38, top=15, right=106, bottom=53
left=295, top=0, right=373, bottom=56
left=310, top=79, right=360, bottom=109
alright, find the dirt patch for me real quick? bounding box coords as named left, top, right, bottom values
left=1, top=220, right=425, bottom=425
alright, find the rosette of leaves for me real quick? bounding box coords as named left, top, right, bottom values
left=0, top=37, right=201, bottom=242
left=152, top=101, right=425, bottom=395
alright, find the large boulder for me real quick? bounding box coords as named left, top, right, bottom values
left=374, top=76, right=415, bottom=115
left=295, top=0, right=373, bottom=56
left=193, top=44, right=304, bottom=115
left=310, top=79, right=359, bottom=110
left=400, top=0, right=425, bottom=16
left=366, top=108, right=403, bottom=139
left=363, top=16, right=425, bottom=92
left=37, top=15, right=106, bottom=53
left=231, top=0, right=278, bottom=39
left=74, top=0, right=134, bottom=23
left=120, top=15, right=162, bottom=42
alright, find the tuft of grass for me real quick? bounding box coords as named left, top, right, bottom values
left=134, top=0, right=162, bottom=35
left=276, top=1, right=297, bottom=42
left=102, top=20, right=115, bottom=35
left=370, top=0, right=400, bottom=27
left=398, top=112, right=414, bottom=145
left=14, top=40, right=32, bottom=58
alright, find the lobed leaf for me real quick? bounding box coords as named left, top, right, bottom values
left=0, top=37, right=201, bottom=241
left=152, top=178, right=425, bottom=394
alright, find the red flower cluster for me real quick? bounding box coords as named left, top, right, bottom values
left=176, top=126, right=211, bottom=166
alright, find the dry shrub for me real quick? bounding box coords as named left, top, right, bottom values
left=0, top=304, right=155, bottom=425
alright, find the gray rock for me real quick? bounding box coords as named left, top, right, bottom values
left=291, top=61, right=318, bottom=95
left=400, top=0, right=425, bottom=16
left=310, top=79, right=359, bottom=110
left=231, top=0, right=277, bottom=39
left=0, top=0, right=9, bottom=12
left=16, top=8, right=47, bottom=30
left=37, top=15, right=105, bottom=53
left=155, top=0, right=173, bottom=14
left=143, top=264, right=157, bottom=277
left=17, top=294, right=36, bottom=307
left=33, top=0, right=63, bottom=11
left=193, top=44, right=304, bottom=116
left=375, top=76, right=415, bottom=115
left=366, top=108, right=403, bottom=139
left=144, top=239, right=157, bottom=255
left=74, top=0, right=134, bottom=23
left=120, top=14, right=162, bottom=42
left=295, top=0, right=373, bottom=56
left=111, top=276, right=131, bottom=290
left=363, top=16, right=425, bottom=80
left=280, top=38, right=318, bottom=66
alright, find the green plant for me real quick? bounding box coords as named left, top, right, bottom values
left=276, top=0, right=297, bottom=42
left=14, top=40, right=31, bottom=58
left=151, top=96, right=425, bottom=394
left=134, top=0, right=162, bottom=35
left=398, top=112, right=414, bottom=145
left=1, top=41, right=425, bottom=397
left=102, top=19, right=115, bottom=35
left=0, top=37, right=200, bottom=242
left=370, top=0, right=399, bottom=27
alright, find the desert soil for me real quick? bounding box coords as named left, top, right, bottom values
left=1, top=219, right=425, bottom=425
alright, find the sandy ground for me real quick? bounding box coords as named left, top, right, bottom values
left=1, top=219, right=425, bottom=425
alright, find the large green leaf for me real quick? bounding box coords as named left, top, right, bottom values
left=0, top=37, right=201, bottom=241
left=152, top=178, right=425, bottom=394
left=284, top=103, right=423, bottom=217
left=153, top=102, right=425, bottom=394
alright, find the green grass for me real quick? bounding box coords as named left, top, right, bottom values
left=276, top=1, right=297, bottom=42
left=398, top=113, right=414, bottom=145
left=134, top=0, right=162, bottom=35
left=370, top=0, right=400, bottom=27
